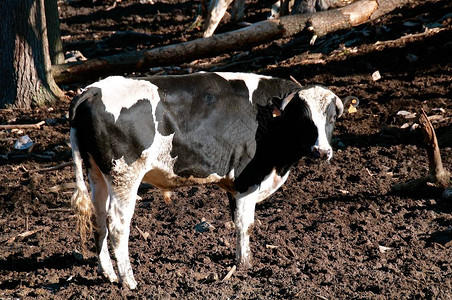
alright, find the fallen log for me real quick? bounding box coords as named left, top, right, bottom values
left=52, top=0, right=410, bottom=84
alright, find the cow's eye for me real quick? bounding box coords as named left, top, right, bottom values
left=329, top=115, right=337, bottom=124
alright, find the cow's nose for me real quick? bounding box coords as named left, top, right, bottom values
left=312, top=146, right=332, bottom=160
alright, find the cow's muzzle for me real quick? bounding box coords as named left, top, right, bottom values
left=312, top=146, right=332, bottom=160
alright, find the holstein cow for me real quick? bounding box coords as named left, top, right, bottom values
left=70, top=72, right=345, bottom=289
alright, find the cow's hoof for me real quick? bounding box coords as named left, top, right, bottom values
left=100, top=270, right=118, bottom=284
left=121, top=277, right=138, bottom=290
left=237, top=257, right=252, bottom=269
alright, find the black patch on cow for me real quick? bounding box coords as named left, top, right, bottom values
left=148, top=73, right=260, bottom=178
left=234, top=93, right=317, bottom=193
left=71, top=88, right=155, bottom=174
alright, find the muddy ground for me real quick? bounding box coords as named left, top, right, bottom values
left=1, top=0, right=452, bottom=298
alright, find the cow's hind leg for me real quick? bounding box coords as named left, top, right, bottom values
left=234, top=186, right=259, bottom=268
left=107, top=178, right=141, bottom=289
left=87, top=160, right=118, bottom=283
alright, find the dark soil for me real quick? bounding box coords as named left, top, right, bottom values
left=1, top=0, right=452, bottom=298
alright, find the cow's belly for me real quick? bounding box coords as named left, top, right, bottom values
left=142, top=168, right=235, bottom=193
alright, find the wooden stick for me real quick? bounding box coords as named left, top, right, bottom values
left=49, top=182, right=77, bottom=193
left=47, top=208, right=72, bottom=212
left=32, top=161, right=72, bottom=173
left=5, top=227, right=48, bottom=245
left=392, top=109, right=451, bottom=192
left=0, top=121, right=45, bottom=130
left=135, top=226, right=150, bottom=241
left=419, top=109, right=450, bottom=187
left=222, top=265, right=236, bottom=281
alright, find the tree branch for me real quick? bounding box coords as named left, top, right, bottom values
left=392, top=109, right=451, bottom=193
left=418, top=109, right=450, bottom=187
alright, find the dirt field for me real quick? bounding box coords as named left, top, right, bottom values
left=1, top=0, right=452, bottom=298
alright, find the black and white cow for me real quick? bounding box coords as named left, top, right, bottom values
left=70, top=72, right=344, bottom=289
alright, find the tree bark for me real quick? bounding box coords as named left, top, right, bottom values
left=0, top=0, right=63, bottom=109
left=45, top=0, right=65, bottom=65
left=52, top=0, right=411, bottom=84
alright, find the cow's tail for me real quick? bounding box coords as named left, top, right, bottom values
left=70, top=127, right=94, bottom=248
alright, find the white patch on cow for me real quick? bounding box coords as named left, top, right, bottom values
left=89, top=76, right=159, bottom=123
left=144, top=132, right=177, bottom=176
left=298, top=86, right=338, bottom=160
left=233, top=168, right=289, bottom=266
left=107, top=154, right=148, bottom=289
left=256, top=169, right=290, bottom=203
left=215, top=72, right=272, bottom=103
left=234, top=186, right=258, bottom=267
left=136, top=131, right=236, bottom=192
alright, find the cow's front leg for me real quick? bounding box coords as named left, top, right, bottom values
left=234, top=186, right=258, bottom=268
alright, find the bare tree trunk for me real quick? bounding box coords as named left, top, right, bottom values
left=45, top=0, right=65, bottom=65
left=0, top=0, right=63, bottom=109
left=52, top=0, right=411, bottom=84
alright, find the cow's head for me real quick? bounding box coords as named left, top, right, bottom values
left=280, top=85, right=344, bottom=161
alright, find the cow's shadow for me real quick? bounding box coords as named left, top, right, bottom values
left=0, top=252, right=105, bottom=290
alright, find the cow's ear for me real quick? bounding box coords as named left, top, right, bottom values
left=342, top=96, right=359, bottom=116
left=269, top=97, right=282, bottom=118
left=272, top=107, right=282, bottom=118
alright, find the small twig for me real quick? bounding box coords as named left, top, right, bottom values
left=5, top=227, right=48, bottom=244
left=49, top=182, right=77, bottom=193
left=290, top=75, right=303, bottom=87
left=222, top=265, right=236, bottom=281
left=47, top=208, right=72, bottom=212
left=105, top=1, right=117, bottom=11
left=375, top=27, right=444, bottom=47
left=5, top=152, right=54, bottom=160
left=135, top=226, right=150, bottom=241
left=0, top=121, right=45, bottom=130
left=32, top=161, right=72, bottom=173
